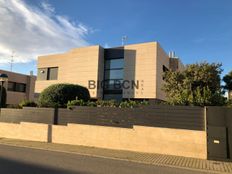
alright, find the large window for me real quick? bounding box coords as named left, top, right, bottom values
left=103, top=58, right=124, bottom=101
left=38, top=67, right=58, bottom=80
left=103, top=79, right=123, bottom=90
left=105, top=59, right=124, bottom=70
left=7, top=82, right=26, bottom=93
left=104, top=69, right=123, bottom=80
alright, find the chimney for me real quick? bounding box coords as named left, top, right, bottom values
left=169, top=51, right=176, bottom=58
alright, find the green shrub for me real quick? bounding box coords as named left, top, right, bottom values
left=96, top=100, right=119, bottom=107
left=119, top=100, right=149, bottom=108
left=119, top=100, right=138, bottom=108
left=139, top=100, right=149, bottom=106
left=19, top=100, right=37, bottom=108
left=67, top=99, right=149, bottom=109
left=67, top=99, right=86, bottom=109
left=87, top=101, right=97, bottom=107
left=38, top=83, right=90, bottom=108
left=0, top=86, right=6, bottom=108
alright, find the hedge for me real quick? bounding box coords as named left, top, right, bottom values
left=38, top=83, right=90, bottom=107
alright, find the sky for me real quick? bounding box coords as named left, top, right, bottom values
left=0, top=0, right=231, bottom=77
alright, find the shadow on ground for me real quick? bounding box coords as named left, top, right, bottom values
left=0, top=156, right=90, bottom=174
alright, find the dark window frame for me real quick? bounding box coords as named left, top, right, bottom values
left=103, top=57, right=124, bottom=101
left=37, top=67, right=58, bottom=81
left=7, top=81, right=26, bottom=93
left=47, top=67, right=58, bottom=80
left=105, top=58, right=124, bottom=70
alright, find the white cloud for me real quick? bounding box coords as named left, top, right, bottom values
left=0, top=0, right=91, bottom=64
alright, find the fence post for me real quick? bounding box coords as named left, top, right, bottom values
left=204, top=106, right=209, bottom=159
left=53, top=107, right=58, bottom=125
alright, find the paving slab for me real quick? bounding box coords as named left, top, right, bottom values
left=0, top=138, right=231, bottom=173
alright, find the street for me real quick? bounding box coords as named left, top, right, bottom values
left=0, top=144, right=211, bottom=174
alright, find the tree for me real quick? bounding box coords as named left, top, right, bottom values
left=223, top=71, right=232, bottom=100
left=163, top=62, right=226, bottom=106
left=38, top=83, right=90, bottom=108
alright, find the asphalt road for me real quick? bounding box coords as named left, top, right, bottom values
left=0, top=144, right=211, bottom=174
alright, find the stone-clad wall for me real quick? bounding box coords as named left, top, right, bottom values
left=52, top=124, right=207, bottom=159
left=0, top=122, right=207, bottom=159
left=0, top=122, right=48, bottom=142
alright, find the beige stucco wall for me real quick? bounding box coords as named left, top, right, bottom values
left=0, top=70, right=36, bottom=105
left=123, top=42, right=170, bottom=100
left=0, top=122, right=207, bottom=159
left=35, top=45, right=104, bottom=99
left=123, top=42, right=157, bottom=99
left=52, top=124, right=207, bottom=159
left=0, top=122, right=48, bottom=142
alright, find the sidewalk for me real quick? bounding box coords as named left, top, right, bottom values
left=0, top=138, right=231, bottom=173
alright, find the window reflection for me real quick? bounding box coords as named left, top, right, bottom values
left=105, top=59, right=124, bottom=69
left=104, top=69, right=124, bottom=80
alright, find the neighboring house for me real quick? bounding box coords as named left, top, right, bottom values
left=35, top=41, right=184, bottom=101
left=0, top=70, right=36, bottom=105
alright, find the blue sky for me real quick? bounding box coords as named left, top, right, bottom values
left=0, top=0, right=231, bottom=77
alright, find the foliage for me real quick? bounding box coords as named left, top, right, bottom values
left=38, top=83, right=90, bottom=108
left=0, top=86, right=7, bottom=108
left=226, top=99, right=232, bottom=107
left=67, top=99, right=149, bottom=109
left=163, top=62, right=226, bottom=106
left=67, top=99, right=86, bottom=109
left=119, top=100, right=138, bottom=108
left=119, top=100, right=149, bottom=108
left=223, top=71, right=232, bottom=91
left=96, top=100, right=119, bottom=107
left=223, top=71, right=232, bottom=100
left=19, top=100, right=37, bottom=108
left=86, top=101, right=97, bottom=107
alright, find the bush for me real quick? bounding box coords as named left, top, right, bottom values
left=38, top=83, right=90, bottom=108
left=96, top=100, right=119, bottom=107
left=67, top=99, right=149, bottom=109
left=86, top=101, right=97, bottom=107
left=19, top=100, right=37, bottom=108
left=67, top=99, right=86, bottom=110
left=227, top=99, right=232, bottom=107
left=119, top=100, right=149, bottom=108
left=119, top=100, right=138, bottom=108
left=0, top=86, right=6, bottom=108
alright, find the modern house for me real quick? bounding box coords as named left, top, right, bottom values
left=35, top=41, right=184, bottom=101
left=0, top=70, right=36, bottom=105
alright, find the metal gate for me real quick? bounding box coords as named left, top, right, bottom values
left=206, top=107, right=231, bottom=160
left=207, top=126, right=228, bottom=159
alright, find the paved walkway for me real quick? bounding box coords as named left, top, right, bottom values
left=0, top=138, right=231, bottom=174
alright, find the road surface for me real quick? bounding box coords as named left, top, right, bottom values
left=0, top=144, right=211, bottom=174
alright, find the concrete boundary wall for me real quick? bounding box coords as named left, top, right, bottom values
left=0, top=122, right=207, bottom=159
left=0, top=122, right=48, bottom=142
